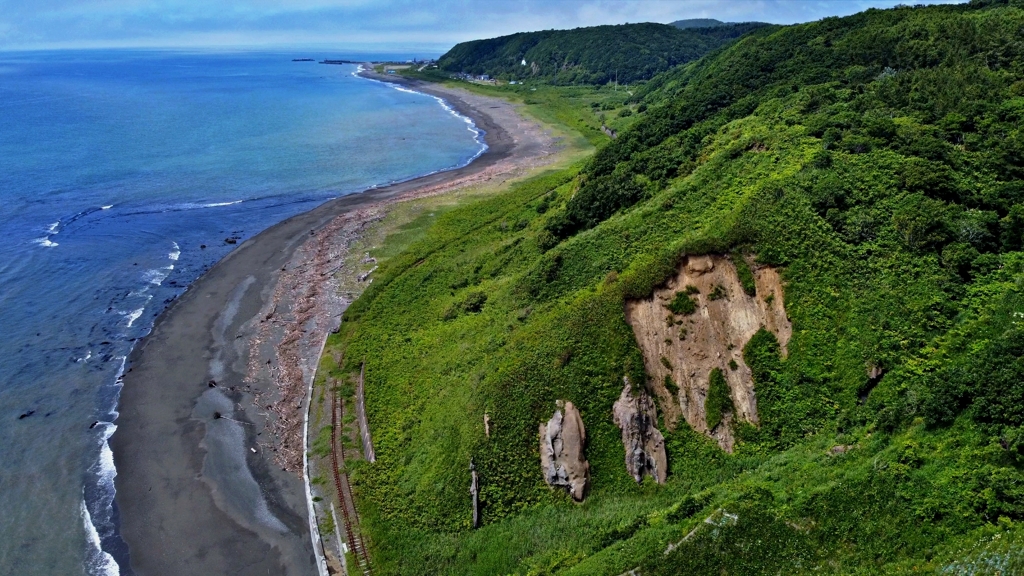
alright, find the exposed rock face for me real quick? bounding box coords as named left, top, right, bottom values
left=624, top=254, right=791, bottom=452
left=612, top=378, right=668, bottom=484
left=539, top=400, right=590, bottom=501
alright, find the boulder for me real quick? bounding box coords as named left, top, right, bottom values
left=687, top=255, right=715, bottom=274
left=539, top=400, right=590, bottom=501
left=612, top=378, right=667, bottom=484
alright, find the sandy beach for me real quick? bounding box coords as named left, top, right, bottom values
left=110, top=69, right=558, bottom=575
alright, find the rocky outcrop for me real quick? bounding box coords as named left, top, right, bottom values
left=624, top=254, right=791, bottom=452
left=612, top=378, right=667, bottom=484
left=539, top=400, right=590, bottom=501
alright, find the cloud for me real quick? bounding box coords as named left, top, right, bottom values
left=0, top=0, right=965, bottom=52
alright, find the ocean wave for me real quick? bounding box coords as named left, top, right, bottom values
left=82, top=498, right=120, bottom=576
left=34, top=204, right=115, bottom=248
left=122, top=307, right=145, bottom=328
left=169, top=242, right=180, bottom=261
left=33, top=220, right=62, bottom=247
left=200, top=200, right=243, bottom=208
left=82, top=355, right=126, bottom=576
left=142, top=268, right=170, bottom=286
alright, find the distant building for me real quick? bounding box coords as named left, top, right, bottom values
left=521, top=58, right=527, bottom=66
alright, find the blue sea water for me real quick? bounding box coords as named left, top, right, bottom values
left=0, top=50, right=483, bottom=575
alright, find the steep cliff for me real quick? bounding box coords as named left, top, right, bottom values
left=625, top=254, right=790, bottom=451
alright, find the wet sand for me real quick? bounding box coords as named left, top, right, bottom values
left=111, top=72, right=558, bottom=575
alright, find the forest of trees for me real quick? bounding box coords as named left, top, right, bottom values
left=436, top=22, right=766, bottom=85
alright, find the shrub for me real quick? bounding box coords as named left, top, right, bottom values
left=668, top=291, right=698, bottom=315
left=731, top=253, right=757, bottom=296
left=664, top=375, right=680, bottom=397
left=708, top=284, right=727, bottom=301
left=706, top=368, right=734, bottom=430
left=535, top=229, right=558, bottom=251
left=461, top=291, right=488, bottom=313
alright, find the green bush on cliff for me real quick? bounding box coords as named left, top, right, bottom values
left=666, top=291, right=697, bottom=315
left=705, top=368, right=732, bottom=430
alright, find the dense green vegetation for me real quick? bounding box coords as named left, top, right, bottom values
left=704, top=368, right=732, bottom=430
left=670, top=18, right=732, bottom=29
left=437, top=22, right=766, bottom=85
left=324, top=0, right=1024, bottom=573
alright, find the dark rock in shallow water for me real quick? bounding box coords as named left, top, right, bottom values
left=18, top=410, right=35, bottom=420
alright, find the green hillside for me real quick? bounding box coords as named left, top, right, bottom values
left=436, top=22, right=767, bottom=85
left=325, top=0, right=1024, bottom=573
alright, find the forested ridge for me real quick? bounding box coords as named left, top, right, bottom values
left=323, top=0, right=1024, bottom=573
left=436, top=22, right=766, bottom=85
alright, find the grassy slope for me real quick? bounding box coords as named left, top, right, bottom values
left=323, top=2, right=1024, bottom=574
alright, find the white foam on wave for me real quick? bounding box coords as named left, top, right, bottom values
left=82, top=355, right=125, bottom=576
left=101, top=205, right=113, bottom=210
left=168, top=241, right=180, bottom=261
left=142, top=268, right=170, bottom=286
left=34, top=220, right=61, bottom=247
left=81, top=498, right=120, bottom=576
left=91, top=422, right=118, bottom=500
left=122, top=307, right=145, bottom=328
left=202, top=200, right=243, bottom=208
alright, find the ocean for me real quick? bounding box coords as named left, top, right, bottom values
left=0, top=49, right=484, bottom=575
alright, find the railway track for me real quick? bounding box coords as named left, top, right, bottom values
left=330, top=387, right=372, bottom=575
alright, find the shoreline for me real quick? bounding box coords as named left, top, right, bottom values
left=110, top=66, right=558, bottom=575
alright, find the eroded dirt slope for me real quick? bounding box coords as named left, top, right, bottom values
left=625, top=255, right=791, bottom=451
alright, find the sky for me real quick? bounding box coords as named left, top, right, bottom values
left=0, top=0, right=965, bottom=53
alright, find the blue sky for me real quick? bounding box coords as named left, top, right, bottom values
left=0, top=0, right=964, bottom=53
